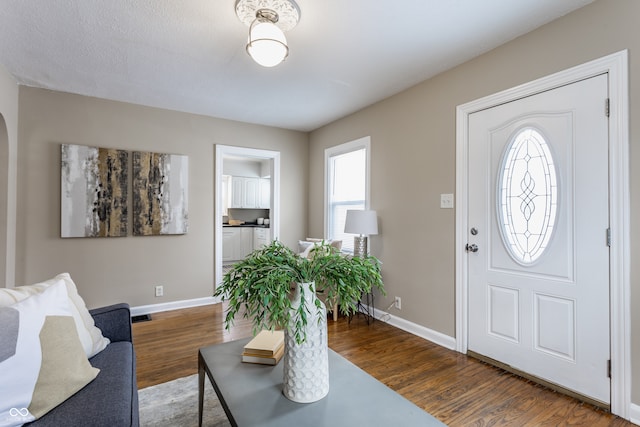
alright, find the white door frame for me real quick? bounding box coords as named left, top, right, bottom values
left=455, top=51, right=630, bottom=418
left=214, top=145, right=280, bottom=292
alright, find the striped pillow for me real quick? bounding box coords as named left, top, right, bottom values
left=0, top=282, right=99, bottom=426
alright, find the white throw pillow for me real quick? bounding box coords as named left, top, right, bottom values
left=297, top=240, right=314, bottom=257
left=0, top=282, right=100, bottom=427
left=306, top=238, right=342, bottom=252
left=0, top=273, right=110, bottom=358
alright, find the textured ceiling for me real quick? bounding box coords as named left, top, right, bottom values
left=0, top=0, right=595, bottom=132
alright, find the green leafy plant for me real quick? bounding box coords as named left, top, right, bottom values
left=214, top=240, right=385, bottom=344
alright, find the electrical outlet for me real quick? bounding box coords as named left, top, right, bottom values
left=155, top=285, right=164, bottom=297
left=394, top=296, right=401, bottom=310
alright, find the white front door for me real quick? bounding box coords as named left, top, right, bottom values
left=467, top=74, right=610, bottom=404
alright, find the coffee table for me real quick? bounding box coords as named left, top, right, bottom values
left=198, top=338, right=446, bottom=426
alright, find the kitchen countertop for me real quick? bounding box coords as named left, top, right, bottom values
left=223, top=223, right=270, bottom=228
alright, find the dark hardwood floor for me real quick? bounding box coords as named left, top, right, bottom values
left=132, top=303, right=632, bottom=426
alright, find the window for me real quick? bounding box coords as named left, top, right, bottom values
left=325, top=137, right=370, bottom=253
left=498, top=128, right=558, bottom=264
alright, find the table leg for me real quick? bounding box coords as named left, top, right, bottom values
left=198, top=351, right=204, bottom=427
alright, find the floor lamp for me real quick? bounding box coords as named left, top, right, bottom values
left=344, top=209, right=378, bottom=257
left=344, top=209, right=378, bottom=323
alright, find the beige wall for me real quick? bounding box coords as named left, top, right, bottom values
left=309, top=0, right=639, bottom=406
left=16, top=87, right=308, bottom=308
left=0, top=64, right=18, bottom=288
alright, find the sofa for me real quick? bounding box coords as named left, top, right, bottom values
left=27, top=303, right=139, bottom=427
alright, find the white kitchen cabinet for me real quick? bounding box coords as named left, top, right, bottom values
left=253, top=227, right=272, bottom=250
left=223, top=227, right=254, bottom=261
left=243, top=178, right=259, bottom=208
left=230, top=177, right=244, bottom=208
left=222, top=228, right=238, bottom=262
left=259, top=178, right=270, bottom=209
left=239, top=227, right=253, bottom=258
left=230, top=177, right=261, bottom=208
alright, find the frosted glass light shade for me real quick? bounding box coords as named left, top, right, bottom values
left=247, top=20, right=288, bottom=67
left=344, top=210, right=378, bottom=236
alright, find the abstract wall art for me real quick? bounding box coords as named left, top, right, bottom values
left=132, top=151, right=189, bottom=236
left=61, top=144, right=128, bottom=238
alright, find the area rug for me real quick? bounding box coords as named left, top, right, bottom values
left=138, top=374, right=231, bottom=427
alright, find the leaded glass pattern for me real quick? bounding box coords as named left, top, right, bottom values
left=498, top=128, right=558, bottom=264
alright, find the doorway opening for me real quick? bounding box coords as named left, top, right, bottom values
left=214, top=145, right=280, bottom=290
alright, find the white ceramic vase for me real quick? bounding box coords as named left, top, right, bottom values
left=282, top=282, right=329, bottom=403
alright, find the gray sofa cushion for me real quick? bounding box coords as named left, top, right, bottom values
left=26, top=303, right=139, bottom=427
left=27, top=342, right=138, bottom=427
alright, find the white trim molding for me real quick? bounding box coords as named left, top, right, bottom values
left=629, top=403, right=640, bottom=426
left=366, top=305, right=456, bottom=350
left=130, top=296, right=219, bottom=317
left=455, top=50, right=630, bottom=418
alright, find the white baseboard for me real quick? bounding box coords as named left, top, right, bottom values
left=130, top=296, right=221, bottom=317
left=629, top=403, right=640, bottom=425
left=363, top=305, right=456, bottom=350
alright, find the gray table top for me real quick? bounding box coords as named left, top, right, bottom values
left=199, top=338, right=446, bottom=426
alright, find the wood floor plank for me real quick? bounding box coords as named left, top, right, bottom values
left=132, top=304, right=632, bottom=426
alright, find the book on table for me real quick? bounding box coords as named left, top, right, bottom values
left=243, top=330, right=284, bottom=356
left=242, top=344, right=284, bottom=365
left=241, top=330, right=285, bottom=365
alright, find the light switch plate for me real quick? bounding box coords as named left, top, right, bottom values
left=440, top=193, right=454, bottom=209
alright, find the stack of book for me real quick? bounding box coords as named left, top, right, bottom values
left=241, top=330, right=285, bottom=365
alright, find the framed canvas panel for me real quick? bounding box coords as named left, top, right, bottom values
left=132, top=151, right=189, bottom=236
left=61, top=144, right=128, bottom=238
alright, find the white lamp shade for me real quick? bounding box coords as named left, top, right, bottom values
left=246, top=21, right=288, bottom=67
left=344, top=210, right=378, bottom=235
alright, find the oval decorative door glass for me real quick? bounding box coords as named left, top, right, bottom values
left=498, top=128, right=558, bottom=264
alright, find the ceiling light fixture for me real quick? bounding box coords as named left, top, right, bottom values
left=235, top=0, right=300, bottom=68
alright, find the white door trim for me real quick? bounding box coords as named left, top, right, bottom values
left=214, top=145, right=281, bottom=292
left=455, top=50, right=630, bottom=418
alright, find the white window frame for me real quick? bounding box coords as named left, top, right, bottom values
left=324, top=136, right=371, bottom=253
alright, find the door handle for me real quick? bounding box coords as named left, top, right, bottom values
left=465, top=243, right=479, bottom=253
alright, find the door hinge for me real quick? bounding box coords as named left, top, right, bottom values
left=607, top=359, right=611, bottom=378
left=606, top=228, right=611, bottom=247
left=605, top=98, right=610, bottom=117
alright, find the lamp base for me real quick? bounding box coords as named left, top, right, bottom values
left=353, top=235, right=368, bottom=258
